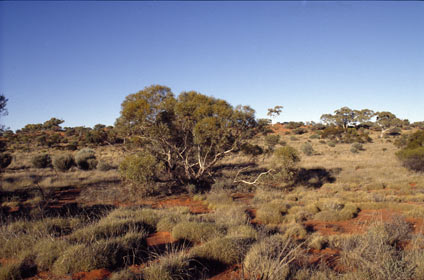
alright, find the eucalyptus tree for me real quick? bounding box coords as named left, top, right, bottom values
left=116, top=85, right=259, bottom=184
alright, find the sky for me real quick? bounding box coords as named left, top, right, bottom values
left=0, top=1, right=423, bottom=131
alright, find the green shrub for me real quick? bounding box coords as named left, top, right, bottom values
left=327, top=141, right=336, bottom=147
left=31, top=154, right=51, bottom=169
left=396, top=147, right=424, bottom=172
left=191, top=236, right=254, bottom=265
left=0, top=153, right=12, bottom=169
left=351, top=143, right=364, bottom=153
left=119, top=152, right=163, bottom=194
left=273, top=146, right=300, bottom=170
left=52, top=154, right=75, bottom=171
left=309, top=134, right=320, bottom=139
left=75, top=148, right=97, bottom=170
left=265, top=134, right=281, bottom=150
left=301, top=142, right=314, bottom=156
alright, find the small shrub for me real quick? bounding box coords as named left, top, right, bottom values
left=327, top=141, right=336, bottom=147
left=301, top=142, right=314, bottom=156
left=75, top=148, right=97, bottom=170
left=319, top=140, right=326, bottom=144
left=0, top=153, right=12, bottom=169
left=265, top=134, right=281, bottom=150
left=119, top=152, right=163, bottom=195
left=351, top=143, right=364, bottom=153
left=31, top=154, right=51, bottom=168
left=273, top=146, right=300, bottom=170
left=396, top=147, right=424, bottom=172
left=309, top=134, right=320, bottom=139
left=52, top=154, right=75, bottom=172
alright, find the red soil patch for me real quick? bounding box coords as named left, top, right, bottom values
left=208, top=265, right=243, bottom=280
left=306, top=209, right=424, bottom=235
left=146, top=231, right=176, bottom=247
left=72, top=269, right=110, bottom=280
left=308, top=248, right=344, bottom=272
left=271, top=123, right=291, bottom=135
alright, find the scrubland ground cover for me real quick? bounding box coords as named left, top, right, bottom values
left=2, top=125, right=424, bottom=279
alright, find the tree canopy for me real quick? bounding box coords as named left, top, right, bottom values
left=116, top=85, right=259, bottom=184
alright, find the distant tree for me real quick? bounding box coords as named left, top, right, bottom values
left=116, top=85, right=259, bottom=185
left=0, top=95, right=7, bottom=118
left=375, top=111, right=403, bottom=138
left=267, top=105, right=283, bottom=122
left=43, top=117, right=64, bottom=130
left=320, top=107, right=375, bottom=133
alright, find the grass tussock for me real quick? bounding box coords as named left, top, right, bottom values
left=191, top=236, right=254, bottom=265
left=171, top=221, right=224, bottom=243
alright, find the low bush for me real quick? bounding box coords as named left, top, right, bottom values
left=0, top=153, right=12, bottom=169
left=75, top=148, right=97, bottom=170
left=52, top=154, right=75, bottom=171
left=396, top=147, right=424, bottom=172
left=301, top=142, right=314, bottom=156
left=119, top=152, right=163, bottom=195
left=31, top=154, right=51, bottom=168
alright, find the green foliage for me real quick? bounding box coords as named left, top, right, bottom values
left=309, top=134, right=320, bottom=139
left=52, top=154, right=75, bottom=172
left=301, top=142, right=314, bottom=156
left=31, top=154, right=51, bottom=169
left=396, top=147, right=424, bottom=172
left=119, top=152, right=163, bottom=194
left=115, top=85, right=258, bottom=184
left=265, top=134, right=280, bottom=150
left=75, top=148, right=98, bottom=170
left=0, top=153, right=12, bottom=169
left=351, top=143, right=364, bottom=153
left=396, top=131, right=424, bottom=172
left=273, top=146, right=300, bottom=170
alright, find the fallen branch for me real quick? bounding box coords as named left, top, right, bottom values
left=233, top=168, right=274, bottom=185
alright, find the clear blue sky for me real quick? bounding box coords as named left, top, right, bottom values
left=0, top=1, right=423, bottom=131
